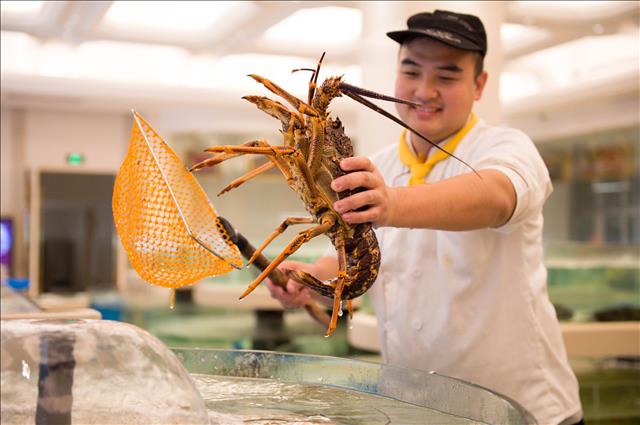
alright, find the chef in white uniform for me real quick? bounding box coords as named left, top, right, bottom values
left=267, top=9, right=583, bottom=425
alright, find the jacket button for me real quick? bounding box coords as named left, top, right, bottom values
left=411, top=319, right=423, bottom=331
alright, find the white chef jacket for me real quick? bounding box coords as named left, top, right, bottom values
left=359, top=119, right=582, bottom=424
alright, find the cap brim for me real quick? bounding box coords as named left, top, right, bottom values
left=387, top=29, right=484, bottom=55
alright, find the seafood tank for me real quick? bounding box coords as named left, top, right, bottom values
left=0, top=319, right=535, bottom=424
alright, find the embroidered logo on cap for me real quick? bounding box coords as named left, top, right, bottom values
left=443, top=14, right=475, bottom=32
left=423, top=29, right=461, bottom=44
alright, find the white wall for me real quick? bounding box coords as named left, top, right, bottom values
left=22, top=109, right=130, bottom=172
left=1, top=108, right=18, bottom=217
left=1, top=108, right=26, bottom=276
left=1, top=107, right=131, bottom=278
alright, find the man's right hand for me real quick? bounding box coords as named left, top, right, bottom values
left=265, top=260, right=315, bottom=309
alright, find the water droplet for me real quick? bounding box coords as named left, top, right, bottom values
left=169, top=288, right=175, bottom=310
left=338, top=300, right=343, bottom=317
left=21, top=360, right=30, bottom=380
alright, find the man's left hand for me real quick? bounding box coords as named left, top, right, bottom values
left=330, top=156, right=397, bottom=227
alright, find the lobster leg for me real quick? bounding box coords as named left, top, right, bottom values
left=271, top=144, right=324, bottom=200
left=239, top=214, right=336, bottom=300
left=326, top=227, right=348, bottom=336
left=242, top=96, right=305, bottom=131
left=286, top=270, right=334, bottom=295
left=203, top=145, right=295, bottom=156
left=275, top=217, right=349, bottom=336
left=243, top=96, right=312, bottom=156
left=190, top=152, right=242, bottom=172
left=190, top=139, right=275, bottom=172
left=248, top=74, right=319, bottom=117
left=199, top=141, right=323, bottom=204
left=247, top=217, right=316, bottom=265
left=217, top=161, right=275, bottom=196
left=306, top=118, right=325, bottom=176
left=191, top=139, right=304, bottom=196
left=327, top=277, right=346, bottom=336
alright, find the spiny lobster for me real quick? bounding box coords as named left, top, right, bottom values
left=191, top=53, right=477, bottom=335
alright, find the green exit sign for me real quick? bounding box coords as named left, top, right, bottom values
left=66, top=153, right=85, bottom=166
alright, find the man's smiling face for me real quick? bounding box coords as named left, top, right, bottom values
left=395, top=37, right=487, bottom=146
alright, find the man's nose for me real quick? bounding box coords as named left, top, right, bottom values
left=415, top=79, right=438, bottom=101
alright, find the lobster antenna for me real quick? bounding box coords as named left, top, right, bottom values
left=339, top=82, right=423, bottom=108
left=291, top=67, right=318, bottom=105
left=313, top=52, right=326, bottom=86
left=341, top=90, right=480, bottom=178
left=308, top=52, right=326, bottom=104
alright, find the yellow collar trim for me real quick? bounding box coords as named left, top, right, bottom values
left=399, top=114, right=478, bottom=186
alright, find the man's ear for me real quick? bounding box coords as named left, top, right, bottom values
left=474, top=71, right=488, bottom=101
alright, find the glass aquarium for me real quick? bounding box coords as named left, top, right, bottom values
left=1, top=319, right=535, bottom=425
left=1, top=319, right=209, bottom=424
left=544, top=241, right=639, bottom=322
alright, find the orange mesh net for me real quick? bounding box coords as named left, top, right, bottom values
left=112, top=111, right=243, bottom=288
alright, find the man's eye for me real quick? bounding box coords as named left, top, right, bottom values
left=402, top=70, right=419, bottom=77
left=439, top=76, right=455, bottom=81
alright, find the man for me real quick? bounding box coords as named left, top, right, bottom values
left=267, top=10, right=583, bottom=425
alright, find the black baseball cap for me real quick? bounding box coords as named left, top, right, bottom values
left=387, top=10, right=487, bottom=57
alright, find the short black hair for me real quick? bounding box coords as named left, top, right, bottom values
left=472, top=52, right=484, bottom=78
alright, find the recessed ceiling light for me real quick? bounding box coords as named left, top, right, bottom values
left=502, top=31, right=638, bottom=102
left=510, top=1, right=635, bottom=21
left=102, top=1, right=239, bottom=34
left=263, top=7, right=362, bottom=45
left=0, top=1, right=44, bottom=15
left=0, top=31, right=40, bottom=74
left=74, top=40, right=189, bottom=84
left=501, top=23, right=550, bottom=51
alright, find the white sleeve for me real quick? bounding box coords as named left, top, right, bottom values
left=464, top=127, right=552, bottom=232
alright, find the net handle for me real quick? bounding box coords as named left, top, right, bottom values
left=217, top=216, right=331, bottom=328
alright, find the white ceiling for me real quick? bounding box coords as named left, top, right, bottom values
left=2, top=1, right=637, bottom=59
left=1, top=0, right=638, bottom=127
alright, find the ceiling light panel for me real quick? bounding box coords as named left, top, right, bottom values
left=1, top=30, right=361, bottom=92
left=101, top=1, right=240, bottom=34
left=0, top=1, right=44, bottom=15
left=0, top=31, right=41, bottom=74
left=262, top=6, right=362, bottom=45
left=510, top=32, right=638, bottom=84
left=206, top=54, right=361, bottom=92
left=501, top=23, right=550, bottom=54
left=509, top=1, right=637, bottom=22
left=500, top=72, right=542, bottom=103
left=75, top=41, right=190, bottom=84
left=501, top=30, right=639, bottom=103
